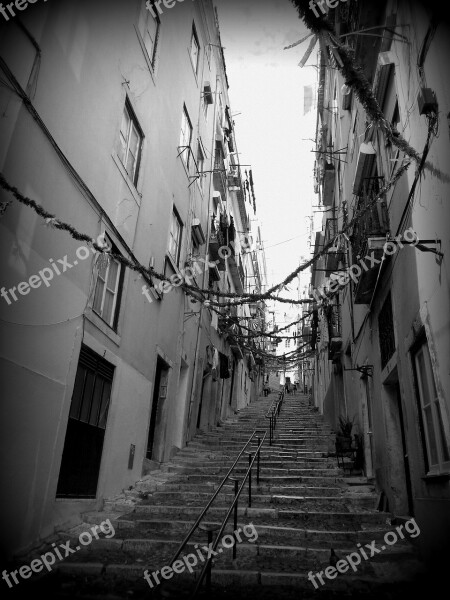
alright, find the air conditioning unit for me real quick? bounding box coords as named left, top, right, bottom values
left=418, top=87, right=437, bottom=115
left=203, top=82, right=214, bottom=105
left=191, top=218, right=206, bottom=246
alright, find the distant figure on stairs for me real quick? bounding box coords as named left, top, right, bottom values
left=285, top=377, right=291, bottom=394
left=293, top=382, right=298, bottom=394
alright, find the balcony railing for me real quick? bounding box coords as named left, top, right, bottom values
left=326, top=302, right=342, bottom=361
left=352, top=176, right=388, bottom=258
left=209, top=218, right=225, bottom=270
left=351, top=177, right=389, bottom=303
left=213, top=149, right=226, bottom=198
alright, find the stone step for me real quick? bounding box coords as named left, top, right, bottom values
left=173, top=458, right=338, bottom=469
left=146, top=491, right=377, bottom=511
left=166, top=466, right=342, bottom=477
left=131, top=505, right=390, bottom=528
left=168, top=473, right=350, bottom=486
left=52, top=537, right=418, bottom=577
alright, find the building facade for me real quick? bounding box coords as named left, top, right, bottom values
left=307, top=0, right=450, bottom=562
left=0, top=0, right=266, bottom=557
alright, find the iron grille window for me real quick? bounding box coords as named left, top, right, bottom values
left=378, top=292, right=395, bottom=368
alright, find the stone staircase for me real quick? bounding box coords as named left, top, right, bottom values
left=17, top=392, right=427, bottom=599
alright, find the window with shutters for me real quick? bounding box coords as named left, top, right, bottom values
left=118, top=100, right=143, bottom=186
left=137, top=1, right=161, bottom=70
left=412, top=338, right=450, bottom=475
left=93, top=237, right=125, bottom=330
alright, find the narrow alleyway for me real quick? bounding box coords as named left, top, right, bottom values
left=23, top=391, right=429, bottom=599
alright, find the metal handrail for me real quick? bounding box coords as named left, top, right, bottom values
left=190, top=431, right=267, bottom=598
left=160, top=428, right=266, bottom=594
left=265, top=390, right=285, bottom=445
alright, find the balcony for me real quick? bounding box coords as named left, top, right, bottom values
left=324, top=218, right=345, bottom=274
left=209, top=219, right=225, bottom=271
left=351, top=177, right=389, bottom=304
left=228, top=253, right=244, bottom=294
left=213, top=144, right=227, bottom=199
left=322, top=162, right=335, bottom=207
left=326, top=303, right=342, bottom=361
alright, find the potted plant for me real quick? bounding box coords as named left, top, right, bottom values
left=336, top=415, right=355, bottom=452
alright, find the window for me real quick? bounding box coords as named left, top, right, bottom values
left=413, top=339, right=450, bottom=474
left=168, top=210, right=183, bottom=266
left=197, top=142, right=205, bottom=189
left=137, top=1, right=160, bottom=68
left=285, top=338, right=291, bottom=348
left=179, top=106, right=193, bottom=168
left=93, top=238, right=124, bottom=330
left=189, top=24, right=200, bottom=74
left=118, top=101, right=143, bottom=186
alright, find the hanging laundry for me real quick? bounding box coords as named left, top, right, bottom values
left=211, top=347, right=219, bottom=381
left=229, top=216, right=236, bottom=243
left=206, top=345, right=215, bottom=367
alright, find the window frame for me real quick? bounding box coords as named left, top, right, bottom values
left=179, top=105, right=193, bottom=168
left=137, top=0, right=161, bottom=70
left=196, top=141, right=205, bottom=190
left=118, top=100, right=144, bottom=187
left=412, top=337, right=450, bottom=475
left=92, top=236, right=125, bottom=331
left=168, top=209, right=183, bottom=268
left=189, top=23, right=200, bottom=74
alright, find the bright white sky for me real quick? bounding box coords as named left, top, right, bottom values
left=215, top=0, right=319, bottom=301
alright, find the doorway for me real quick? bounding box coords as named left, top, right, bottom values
left=56, top=345, right=114, bottom=498
left=383, top=370, right=414, bottom=515
left=147, top=356, right=169, bottom=461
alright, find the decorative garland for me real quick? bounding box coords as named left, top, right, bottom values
left=0, top=158, right=410, bottom=311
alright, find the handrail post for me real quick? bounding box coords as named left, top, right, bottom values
left=248, top=453, right=253, bottom=507
left=257, top=437, right=261, bottom=484
left=229, top=477, right=239, bottom=560
left=206, top=529, right=213, bottom=590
